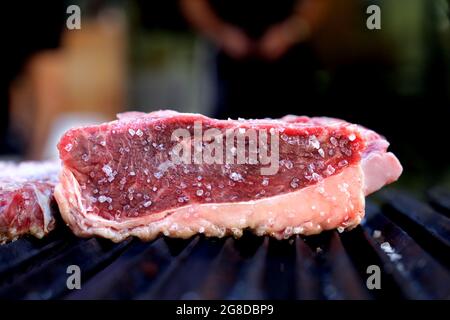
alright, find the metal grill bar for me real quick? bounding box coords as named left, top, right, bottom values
left=134, top=237, right=200, bottom=300
left=427, top=187, right=450, bottom=217
left=66, top=238, right=175, bottom=299
left=379, top=190, right=450, bottom=267
left=0, top=186, right=449, bottom=300
left=362, top=202, right=450, bottom=299
left=141, top=237, right=225, bottom=299
left=225, top=237, right=268, bottom=299
left=194, top=237, right=250, bottom=299
left=318, top=232, right=371, bottom=299
left=295, top=236, right=321, bottom=299
left=0, top=235, right=131, bottom=299
left=0, top=230, right=68, bottom=277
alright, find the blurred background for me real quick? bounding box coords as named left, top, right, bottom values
left=2, top=0, right=450, bottom=192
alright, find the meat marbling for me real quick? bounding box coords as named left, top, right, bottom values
left=55, top=110, right=402, bottom=242
left=0, top=161, right=59, bottom=243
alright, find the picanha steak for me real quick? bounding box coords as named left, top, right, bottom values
left=55, top=110, right=402, bottom=242
left=0, top=161, right=59, bottom=243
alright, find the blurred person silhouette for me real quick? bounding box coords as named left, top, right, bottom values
left=180, top=0, right=330, bottom=119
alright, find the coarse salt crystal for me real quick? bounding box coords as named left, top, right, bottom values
left=102, top=164, right=113, bottom=176
left=65, top=143, right=73, bottom=152
left=318, top=148, right=325, bottom=157
left=143, top=201, right=152, bottom=207
left=229, top=172, right=243, bottom=182
left=380, top=242, right=394, bottom=254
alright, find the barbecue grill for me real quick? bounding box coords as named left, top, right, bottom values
left=0, top=187, right=449, bottom=300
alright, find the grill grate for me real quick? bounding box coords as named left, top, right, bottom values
left=0, top=187, right=449, bottom=300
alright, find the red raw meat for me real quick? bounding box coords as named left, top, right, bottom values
left=0, top=161, right=59, bottom=243
left=55, top=110, right=402, bottom=242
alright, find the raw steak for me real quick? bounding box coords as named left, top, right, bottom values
left=0, top=161, right=59, bottom=243
left=55, top=110, right=402, bottom=242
